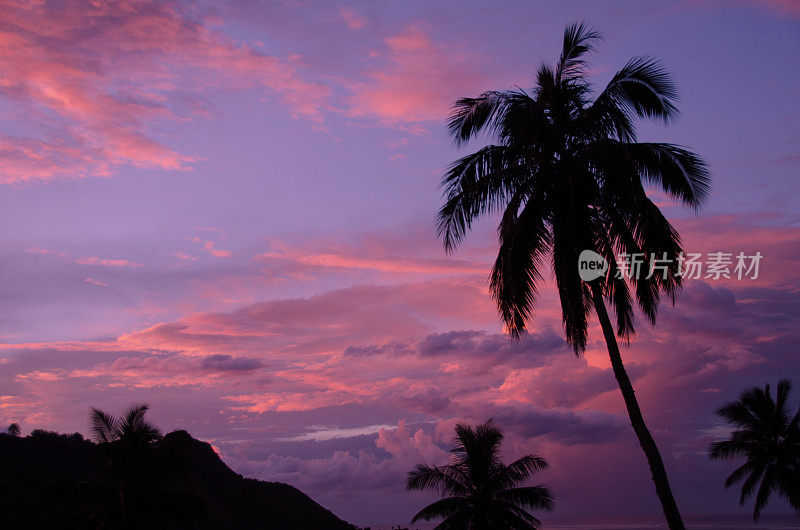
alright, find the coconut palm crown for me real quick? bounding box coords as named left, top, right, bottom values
left=710, top=379, right=800, bottom=520
left=407, top=420, right=553, bottom=529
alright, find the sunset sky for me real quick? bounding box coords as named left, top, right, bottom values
left=0, top=0, right=798, bottom=526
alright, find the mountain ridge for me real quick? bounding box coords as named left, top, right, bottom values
left=0, top=429, right=356, bottom=529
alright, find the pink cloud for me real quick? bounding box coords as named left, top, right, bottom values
left=758, top=0, right=800, bottom=17
left=376, top=420, right=447, bottom=465
left=189, top=235, right=233, bottom=258
left=712, top=0, right=800, bottom=18
left=346, top=24, right=487, bottom=129
left=0, top=0, right=329, bottom=184
left=75, top=257, right=144, bottom=268
left=173, top=251, right=198, bottom=261
left=261, top=249, right=484, bottom=275
left=339, top=7, right=369, bottom=30
left=216, top=419, right=451, bottom=507
left=676, top=215, right=800, bottom=289
left=26, top=246, right=144, bottom=267
left=202, top=241, right=233, bottom=258
left=227, top=448, right=398, bottom=496
left=256, top=227, right=493, bottom=279
left=25, top=247, right=68, bottom=258
left=225, top=390, right=360, bottom=413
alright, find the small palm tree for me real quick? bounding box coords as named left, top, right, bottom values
left=43, top=403, right=204, bottom=529
left=90, top=402, right=162, bottom=444
left=90, top=403, right=163, bottom=492
left=407, top=420, right=553, bottom=529
left=6, top=423, right=21, bottom=437
left=437, top=22, right=710, bottom=529
left=709, top=379, right=800, bottom=520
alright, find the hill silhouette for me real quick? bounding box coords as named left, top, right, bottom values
left=0, top=429, right=356, bottom=529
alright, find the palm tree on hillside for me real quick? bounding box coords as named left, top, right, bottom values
left=43, top=403, right=204, bottom=529
left=709, top=379, right=800, bottom=520
left=437, top=22, right=710, bottom=529
left=406, top=420, right=553, bottom=529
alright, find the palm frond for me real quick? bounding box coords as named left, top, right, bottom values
left=710, top=439, right=753, bottom=460
left=454, top=421, right=503, bottom=484
left=490, top=190, right=551, bottom=338
left=753, top=466, right=776, bottom=520
left=448, top=91, right=510, bottom=146
left=739, top=465, right=766, bottom=506
left=551, top=205, right=595, bottom=353
left=437, top=145, right=522, bottom=252
left=90, top=407, right=119, bottom=443
left=628, top=142, right=710, bottom=208
left=716, top=400, right=758, bottom=430
left=497, top=90, right=551, bottom=147
left=494, top=455, right=548, bottom=488
left=776, top=379, right=793, bottom=426
left=631, top=197, right=683, bottom=320
left=788, top=404, right=800, bottom=432
left=556, top=22, right=602, bottom=83
left=409, top=497, right=465, bottom=523
left=593, top=56, right=678, bottom=124
left=597, top=230, right=635, bottom=339
left=498, top=486, right=555, bottom=512
left=722, top=460, right=758, bottom=488
left=407, top=464, right=470, bottom=497
left=432, top=510, right=472, bottom=530
left=120, top=402, right=161, bottom=442
left=495, top=501, right=543, bottom=529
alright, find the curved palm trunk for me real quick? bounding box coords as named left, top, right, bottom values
left=591, top=285, right=685, bottom=530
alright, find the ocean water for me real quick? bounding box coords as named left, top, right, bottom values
left=372, top=514, right=799, bottom=530
left=541, top=514, right=800, bottom=529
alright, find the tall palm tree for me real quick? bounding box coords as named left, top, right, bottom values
left=407, top=420, right=553, bottom=529
left=43, top=403, right=204, bottom=529
left=709, top=379, right=800, bottom=520
left=437, top=22, right=710, bottom=529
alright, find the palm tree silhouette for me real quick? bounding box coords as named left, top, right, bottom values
left=709, top=379, right=800, bottom=520
left=407, top=420, right=553, bottom=529
left=437, top=22, right=709, bottom=529
left=43, top=403, right=204, bottom=529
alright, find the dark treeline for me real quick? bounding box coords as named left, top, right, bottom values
left=0, top=404, right=354, bottom=530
